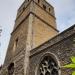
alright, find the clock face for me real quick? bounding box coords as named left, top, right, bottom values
left=39, top=56, right=59, bottom=75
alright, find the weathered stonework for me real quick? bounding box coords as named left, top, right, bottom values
left=0, top=0, right=75, bottom=75
left=30, top=25, right=75, bottom=75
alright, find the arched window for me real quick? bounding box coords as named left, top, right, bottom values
left=23, top=7, right=25, bottom=11
left=49, top=8, right=51, bottom=12
left=13, top=38, right=18, bottom=52
left=39, top=56, right=59, bottom=75
left=43, top=5, right=46, bottom=10
left=8, top=63, right=14, bottom=75
left=38, top=0, right=40, bottom=3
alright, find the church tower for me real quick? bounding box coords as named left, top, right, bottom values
left=4, top=0, right=59, bottom=75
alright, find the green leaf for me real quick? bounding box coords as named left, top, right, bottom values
left=71, top=56, right=75, bottom=63
left=72, top=71, right=75, bottom=75
left=63, top=56, right=75, bottom=75
left=63, top=64, right=75, bottom=68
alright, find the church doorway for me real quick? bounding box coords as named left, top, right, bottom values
left=8, top=63, right=14, bottom=75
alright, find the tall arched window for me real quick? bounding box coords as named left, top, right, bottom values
left=38, top=0, right=40, bottom=3
left=39, top=56, right=59, bottom=75
left=49, top=8, right=51, bottom=12
left=43, top=5, right=46, bottom=10
left=13, top=38, right=18, bottom=53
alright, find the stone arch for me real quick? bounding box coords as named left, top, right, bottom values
left=35, top=52, right=61, bottom=75
left=8, top=63, right=14, bottom=75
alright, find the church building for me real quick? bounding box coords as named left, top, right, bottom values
left=0, top=0, right=75, bottom=75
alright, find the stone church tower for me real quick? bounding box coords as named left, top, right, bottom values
left=3, top=0, right=59, bottom=75
left=0, top=0, right=75, bottom=75
left=1, top=0, right=75, bottom=75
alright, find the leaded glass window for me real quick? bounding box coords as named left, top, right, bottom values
left=39, top=56, right=59, bottom=75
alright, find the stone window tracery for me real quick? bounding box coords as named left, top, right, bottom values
left=39, top=56, right=59, bottom=75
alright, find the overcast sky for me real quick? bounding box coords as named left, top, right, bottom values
left=0, top=0, right=75, bottom=65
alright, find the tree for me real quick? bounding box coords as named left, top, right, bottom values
left=0, top=68, right=8, bottom=75
left=63, top=56, right=75, bottom=75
